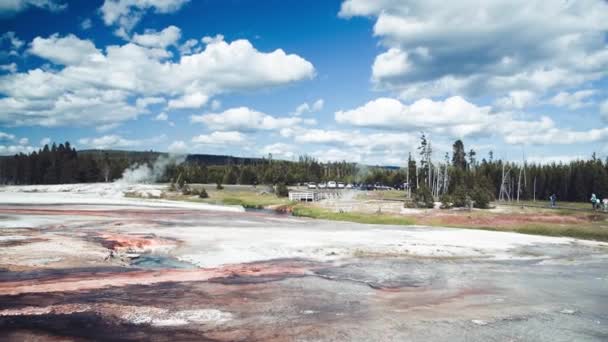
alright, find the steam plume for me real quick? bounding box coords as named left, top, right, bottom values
left=117, top=154, right=186, bottom=184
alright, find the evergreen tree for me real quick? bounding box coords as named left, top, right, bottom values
left=452, top=140, right=467, bottom=169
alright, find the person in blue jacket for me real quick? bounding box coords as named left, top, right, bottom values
left=591, top=193, right=598, bottom=210
left=549, top=194, right=557, bottom=208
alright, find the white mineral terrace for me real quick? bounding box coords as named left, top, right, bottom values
left=0, top=184, right=607, bottom=341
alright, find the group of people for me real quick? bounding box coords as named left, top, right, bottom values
left=548, top=193, right=608, bottom=211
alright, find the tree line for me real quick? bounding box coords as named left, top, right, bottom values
left=1, top=140, right=606, bottom=205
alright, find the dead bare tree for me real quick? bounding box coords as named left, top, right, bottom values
left=499, top=162, right=512, bottom=201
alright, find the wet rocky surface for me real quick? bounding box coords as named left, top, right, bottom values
left=0, top=201, right=607, bottom=341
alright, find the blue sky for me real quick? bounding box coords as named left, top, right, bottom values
left=1, top=0, right=608, bottom=165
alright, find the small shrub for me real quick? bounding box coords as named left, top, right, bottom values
left=403, top=200, right=417, bottom=209
left=440, top=194, right=453, bottom=209
left=471, top=186, right=492, bottom=209
left=452, top=186, right=469, bottom=208
left=276, top=183, right=289, bottom=198
left=198, top=187, right=209, bottom=198
left=413, top=185, right=434, bottom=208
left=216, top=182, right=224, bottom=190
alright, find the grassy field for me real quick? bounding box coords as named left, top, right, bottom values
left=166, top=186, right=291, bottom=209
left=203, top=190, right=289, bottom=208
left=425, top=218, right=608, bottom=242
left=499, top=199, right=597, bottom=210
left=361, top=190, right=409, bottom=201
left=146, top=185, right=608, bottom=242
left=292, top=205, right=416, bottom=226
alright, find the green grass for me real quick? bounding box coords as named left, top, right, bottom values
left=510, top=224, right=608, bottom=242
left=425, top=219, right=608, bottom=242
left=185, top=189, right=290, bottom=209
left=131, top=185, right=608, bottom=242
left=142, top=184, right=291, bottom=209
left=363, top=190, right=409, bottom=201
left=499, top=199, right=600, bottom=211
left=292, top=205, right=416, bottom=226
left=208, top=191, right=290, bottom=208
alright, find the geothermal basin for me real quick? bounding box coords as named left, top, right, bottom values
left=0, top=184, right=607, bottom=341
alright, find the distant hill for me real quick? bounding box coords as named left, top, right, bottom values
left=78, top=149, right=403, bottom=168
left=79, top=149, right=267, bottom=166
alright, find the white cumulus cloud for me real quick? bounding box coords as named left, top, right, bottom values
left=547, top=90, right=595, bottom=110
left=29, top=34, right=102, bottom=65
left=191, top=131, right=245, bottom=145
left=131, top=25, right=181, bottom=48
left=0, top=33, right=315, bottom=127
left=167, top=140, right=187, bottom=153
left=293, top=98, right=324, bottom=116
left=191, top=107, right=308, bottom=132
left=335, top=96, right=494, bottom=137
left=78, top=134, right=166, bottom=149
left=100, top=0, right=189, bottom=37
left=341, top=0, right=608, bottom=101
left=0, top=0, right=66, bottom=15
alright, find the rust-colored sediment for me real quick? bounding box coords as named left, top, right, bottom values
left=0, top=262, right=312, bottom=296
left=97, top=233, right=178, bottom=251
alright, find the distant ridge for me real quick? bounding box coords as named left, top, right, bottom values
left=78, top=149, right=399, bottom=168
left=79, top=149, right=269, bottom=166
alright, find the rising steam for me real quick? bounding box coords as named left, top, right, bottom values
left=117, top=154, right=186, bottom=184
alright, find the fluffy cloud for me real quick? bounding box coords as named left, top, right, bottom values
left=81, top=18, right=92, bottom=30
left=310, top=148, right=361, bottom=163
left=278, top=126, right=418, bottom=164
left=340, top=0, right=608, bottom=100
left=499, top=116, right=608, bottom=145
left=0, top=33, right=314, bottom=126
left=293, top=98, right=324, bottom=116
left=168, top=92, right=208, bottom=109
left=167, top=140, right=186, bottom=153
left=0, top=86, right=139, bottom=126
left=0, top=63, right=17, bottom=73
left=0, top=132, right=16, bottom=141
left=259, top=143, right=296, bottom=159
left=547, top=90, right=595, bottom=110
left=191, top=131, right=245, bottom=145
left=0, top=0, right=66, bottom=15
left=29, top=34, right=102, bottom=65
left=135, top=96, right=165, bottom=110
left=0, top=130, right=35, bottom=155
left=179, top=38, right=201, bottom=55
left=153, top=112, right=168, bottom=121
left=100, top=0, right=189, bottom=37
left=131, top=25, right=181, bottom=48
left=191, top=107, right=308, bottom=132
left=494, top=90, right=537, bottom=110
left=526, top=155, right=583, bottom=165
left=78, top=134, right=166, bottom=149
left=335, top=96, right=494, bottom=137
left=0, top=144, right=36, bottom=155
left=0, top=32, right=25, bottom=58
left=335, top=95, right=608, bottom=147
